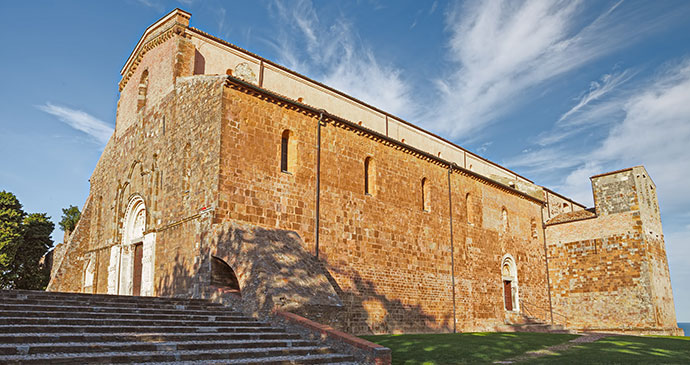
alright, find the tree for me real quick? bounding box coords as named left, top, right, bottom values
left=58, top=205, right=80, bottom=234
left=0, top=191, right=54, bottom=289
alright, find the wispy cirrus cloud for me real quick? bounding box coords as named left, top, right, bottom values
left=428, top=0, right=676, bottom=139
left=508, top=58, right=690, bottom=211
left=134, top=0, right=163, bottom=11
left=266, top=0, right=413, bottom=118
left=557, top=69, right=635, bottom=124
left=37, top=103, right=113, bottom=145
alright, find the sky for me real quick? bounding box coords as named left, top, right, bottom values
left=0, top=0, right=688, bottom=321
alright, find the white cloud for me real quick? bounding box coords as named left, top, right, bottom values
left=511, top=58, right=690, bottom=215
left=592, top=60, right=690, bottom=212
left=37, top=103, right=113, bottom=145
left=428, top=0, right=669, bottom=139
left=267, top=0, right=413, bottom=117
left=134, top=0, right=162, bottom=11
left=557, top=69, right=634, bottom=124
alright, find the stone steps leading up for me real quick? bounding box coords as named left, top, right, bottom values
left=0, top=310, right=250, bottom=321
left=0, top=332, right=303, bottom=344
left=0, top=290, right=355, bottom=364
left=0, top=303, right=242, bottom=315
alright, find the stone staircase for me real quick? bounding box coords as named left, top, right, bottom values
left=0, top=290, right=356, bottom=364
left=506, top=314, right=573, bottom=334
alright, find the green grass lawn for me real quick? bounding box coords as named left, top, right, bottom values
left=361, top=333, right=690, bottom=364
left=360, top=332, right=577, bottom=364
left=527, top=335, right=690, bottom=364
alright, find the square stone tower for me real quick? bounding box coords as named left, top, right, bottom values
left=545, top=166, right=681, bottom=335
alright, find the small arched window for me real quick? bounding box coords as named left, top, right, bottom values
left=280, top=130, right=296, bottom=173
left=182, top=142, right=191, bottom=193
left=466, top=193, right=472, bottom=224
left=501, top=208, right=508, bottom=233
left=421, top=178, right=430, bottom=212
left=137, top=69, right=149, bottom=112
left=364, top=157, right=375, bottom=195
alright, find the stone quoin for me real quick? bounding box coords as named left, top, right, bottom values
left=48, top=9, right=682, bottom=336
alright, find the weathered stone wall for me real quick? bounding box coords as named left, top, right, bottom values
left=50, top=10, right=680, bottom=338
left=215, top=83, right=550, bottom=334
left=546, top=168, right=681, bottom=335
left=49, top=25, right=225, bottom=298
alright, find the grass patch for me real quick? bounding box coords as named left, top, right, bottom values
left=360, top=332, right=577, bottom=364
left=527, top=335, right=690, bottom=364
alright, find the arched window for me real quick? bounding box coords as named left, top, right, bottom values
left=501, top=208, right=508, bottom=233
left=182, top=143, right=191, bottom=193
left=466, top=193, right=472, bottom=224
left=211, top=256, right=240, bottom=292
left=421, top=178, right=430, bottom=212
left=364, top=157, right=375, bottom=195
left=501, top=255, right=519, bottom=311
left=280, top=130, right=296, bottom=173
left=137, top=69, right=149, bottom=112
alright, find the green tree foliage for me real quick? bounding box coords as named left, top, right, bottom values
left=0, top=191, right=54, bottom=289
left=58, top=205, right=80, bottom=233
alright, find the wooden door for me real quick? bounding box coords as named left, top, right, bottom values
left=132, top=243, right=143, bottom=296
left=504, top=280, right=512, bottom=311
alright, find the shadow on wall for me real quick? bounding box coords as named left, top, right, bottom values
left=157, top=252, right=195, bottom=298
left=324, top=265, right=441, bottom=334
left=200, top=221, right=439, bottom=335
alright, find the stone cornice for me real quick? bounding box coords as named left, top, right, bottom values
left=224, top=76, right=545, bottom=205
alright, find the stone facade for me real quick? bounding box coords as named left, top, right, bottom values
left=48, top=9, right=681, bottom=336
left=545, top=167, right=681, bottom=335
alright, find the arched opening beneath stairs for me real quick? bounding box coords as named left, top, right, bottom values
left=211, top=256, right=240, bottom=293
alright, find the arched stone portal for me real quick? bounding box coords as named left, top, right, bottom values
left=107, top=195, right=156, bottom=296
left=501, top=254, right=519, bottom=312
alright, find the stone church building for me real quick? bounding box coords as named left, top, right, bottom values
left=48, top=9, right=681, bottom=336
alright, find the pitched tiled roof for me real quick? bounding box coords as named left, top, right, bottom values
left=546, top=209, right=596, bottom=225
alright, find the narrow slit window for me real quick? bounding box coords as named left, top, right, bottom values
left=364, top=157, right=375, bottom=195
left=280, top=130, right=295, bottom=173
left=137, top=69, right=149, bottom=112
left=422, top=178, right=430, bottom=212
left=466, top=193, right=471, bottom=224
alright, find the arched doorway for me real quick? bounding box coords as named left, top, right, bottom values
left=210, top=256, right=240, bottom=293
left=107, top=195, right=156, bottom=296
left=501, top=254, right=519, bottom=311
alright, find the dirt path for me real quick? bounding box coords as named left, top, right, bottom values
left=493, top=333, right=612, bottom=364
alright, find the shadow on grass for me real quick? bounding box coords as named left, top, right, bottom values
left=360, top=332, right=577, bottom=364
left=527, top=335, right=690, bottom=364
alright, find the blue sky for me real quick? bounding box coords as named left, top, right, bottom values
left=1, top=1, right=689, bottom=321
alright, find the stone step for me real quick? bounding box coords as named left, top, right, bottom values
left=138, top=353, right=357, bottom=364
left=0, top=332, right=303, bottom=344
left=0, top=324, right=287, bottom=334
left=0, top=338, right=318, bottom=355
left=0, top=346, right=343, bottom=364
left=1, top=316, right=270, bottom=327
left=0, top=290, right=217, bottom=306
left=0, top=290, right=357, bottom=363
left=0, top=303, right=241, bottom=316
left=0, top=310, right=250, bottom=321
left=0, top=297, right=222, bottom=311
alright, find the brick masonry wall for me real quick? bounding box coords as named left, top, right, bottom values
left=546, top=168, right=681, bottom=335
left=50, top=15, right=679, bottom=337
left=216, top=84, right=550, bottom=334
left=49, top=30, right=225, bottom=298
